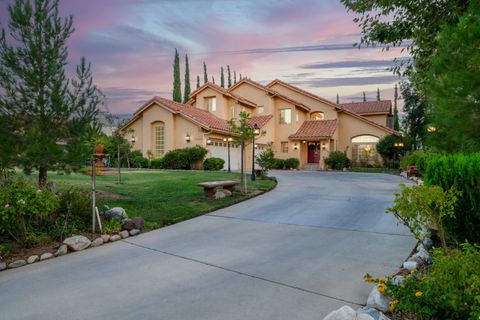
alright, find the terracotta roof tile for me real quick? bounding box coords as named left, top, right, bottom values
left=340, top=101, right=392, bottom=115
left=248, top=115, right=273, bottom=129
left=289, top=119, right=338, bottom=140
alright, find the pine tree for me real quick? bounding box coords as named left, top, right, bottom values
left=239, top=74, right=242, bottom=80
left=227, top=65, right=232, bottom=88
left=336, top=93, right=340, bottom=104
left=234, top=71, right=237, bottom=84
left=183, top=54, right=190, bottom=103
left=212, top=76, right=215, bottom=84
left=172, top=49, right=182, bottom=102
left=377, top=88, right=381, bottom=101
left=203, top=61, right=208, bottom=84
left=363, top=92, right=367, bottom=102
left=196, top=75, right=200, bottom=89
left=393, top=84, right=400, bottom=131
left=220, top=66, right=225, bottom=88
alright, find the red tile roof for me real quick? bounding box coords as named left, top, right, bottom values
left=248, top=115, right=273, bottom=129
left=340, top=101, right=392, bottom=115
left=189, top=82, right=257, bottom=108
left=289, top=119, right=338, bottom=140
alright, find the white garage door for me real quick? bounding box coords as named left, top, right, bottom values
left=208, top=143, right=242, bottom=171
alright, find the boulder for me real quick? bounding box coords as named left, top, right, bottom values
left=27, top=255, right=39, bottom=264
left=214, top=190, right=226, bottom=199
left=391, top=275, right=406, bottom=286
left=55, top=244, right=68, bottom=256
left=129, top=229, right=140, bottom=236
left=101, top=234, right=111, bottom=243
left=40, top=252, right=53, bottom=261
left=63, top=235, right=91, bottom=251
left=366, top=286, right=393, bottom=313
left=119, top=230, right=129, bottom=239
left=323, top=305, right=356, bottom=320
left=123, top=217, right=145, bottom=231
left=221, top=189, right=232, bottom=197
left=357, top=307, right=390, bottom=320
left=91, top=237, right=104, bottom=247
left=403, top=261, right=418, bottom=270
left=104, top=207, right=128, bottom=220
left=0, top=261, right=6, bottom=271
left=8, top=259, right=26, bottom=268
left=110, top=234, right=121, bottom=242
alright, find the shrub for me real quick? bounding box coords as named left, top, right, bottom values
left=376, top=134, right=406, bottom=168
left=132, top=155, right=149, bottom=168
left=203, top=157, right=225, bottom=171
left=150, top=157, right=163, bottom=169
left=400, top=150, right=431, bottom=174
left=272, top=158, right=285, bottom=169
left=255, top=148, right=275, bottom=176
left=103, top=217, right=123, bottom=234
left=284, top=158, right=300, bottom=170
left=425, top=153, right=480, bottom=243
left=325, top=151, right=351, bottom=170
left=158, top=146, right=209, bottom=170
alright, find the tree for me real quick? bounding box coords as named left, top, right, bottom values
left=212, top=76, right=215, bottom=84
left=424, top=3, right=480, bottom=152
left=203, top=61, right=208, bottom=84
left=234, top=71, right=237, bottom=84
left=227, top=65, right=232, bottom=88
left=376, top=88, right=381, bottom=101
left=336, top=93, right=340, bottom=104
left=393, top=84, right=400, bottom=131
left=255, top=147, right=275, bottom=177
left=220, top=66, right=225, bottom=88
left=401, top=81, right=426, bottom=149
left=239, top=74, right=242, bottom=80
left=183, top=54, right=190, bottom=103
left=363, top=91, right=366, bottom=102
left=0, top=0, right=103, bottom=186
left=196, top=75, right=200, bottom=89
left=376, top=134, right=406, bottom=168
left=172, top=49, right=182, bottom=102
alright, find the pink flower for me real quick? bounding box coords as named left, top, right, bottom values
left=3, top=203, right=9, bottom=209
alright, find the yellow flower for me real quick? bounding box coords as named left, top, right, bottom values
left=400, top=284, right=406, bottom=288
left=410, top=268, right=417, bottom=274
left=379, top=277, right=386, bottom=284
left=389, top=299, right=399, bottom=311
left=377, top=284, right=387, bottom=293
left=415, top=291, right=423, bottom=297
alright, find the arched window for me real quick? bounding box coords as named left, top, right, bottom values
left=351, top=135, right=379, bottom=143
left=351, top=135, right=380, bottom=166
left=152, top=122, right=165, bottom=156
left=311, top=112, right=324, bottom=120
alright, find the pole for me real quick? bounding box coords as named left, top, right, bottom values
left=251, top=134, right=256, bottom=181
left=117, top=142, right=121, bottom=184
left=227, top=140, right=231, bottom=173
left=91, top=153, right=96, bottom=232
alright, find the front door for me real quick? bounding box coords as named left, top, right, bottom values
left=307, top=143, right=320, bottom=163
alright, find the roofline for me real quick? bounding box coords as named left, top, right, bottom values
left=189, top=82, right=257, bottom=108
left=335, top=107, right=400, bottom=136
left=266, top=79, right=338, bottom=108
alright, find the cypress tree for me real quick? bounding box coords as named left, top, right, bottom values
left=239, top=74, right=242, bottom=80
left=377, top=88, right=381, bottom=101
left=220, top=66, right=225, bottom=88
left=393, top=84, right=400, bottom=130
left=336, top=93, right=339, bottom=104
left=227, top=65, right=232, bottom=88
left=203, top=61, right=208, bottom=84
left=183, top=54, right=191, bottom=103
left=212, top=76, right=215, bottom=84
left=196, top=75, right=200, bottom=89
left=363, top=91, right=367, bottom=102
left=172, top=49, right=182, bottom=102
left=234, top=71, right=237, bottom=84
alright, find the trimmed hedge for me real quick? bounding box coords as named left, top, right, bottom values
left=150, top=158, right=163, bottom=169
left=132, top=156, right=149, bottom=168
left=203, top=157, right=225, bottom=171
left=400, top=150, right=431, bottom=174
left=325, top=151, right=351, bottom=170
left=148, top=146, right=208, bottom=170
left=272, top=158, right=285, bottom=169
left=284, top=158, right=300, bottom=169
left=425, top=153, right=480, bottom=243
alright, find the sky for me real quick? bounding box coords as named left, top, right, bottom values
left=0, top=0, right=408, bottom=115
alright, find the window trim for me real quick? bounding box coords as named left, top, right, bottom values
left=281, top=141, right=289, bottom=153
left=205, top=96, right=217, bottom=112
left=279, top=108, right=292, bottom=125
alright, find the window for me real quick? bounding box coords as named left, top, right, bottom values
left=351, top=135, right=379, bottom=144
left=206, top=97, right=216, bottom=112
left=153, top=122, right=165, bottom=156
left=281, top=142, right=289, bottom=153
left=258, top=106, right=265, bottom=114
left=351, top=135, right=380, bottom=166
left=279, top=108, right=292, bottom=124
left=311, top=112, right=325, bottom=121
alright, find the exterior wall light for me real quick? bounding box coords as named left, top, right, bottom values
left=206, top=138, right=212, bottom=145
left=302, top=140, right=307, bottom=144
left=294, top=143, right=298, bottom=150
left=185, top=134, right=191, bottom=143
left=427, top=126, right=437, bottom=132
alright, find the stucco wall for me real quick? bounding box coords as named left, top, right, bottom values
left=193, top=87, right=228, bottom=119
left=230, top=83, right=275, bottom=116
left=362, top=114, right=389, bottom=127
left=174, top=116, right=204, bottom=149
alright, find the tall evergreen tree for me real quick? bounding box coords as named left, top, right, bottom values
left=393, top=84, right=400, bottom=131
left=203, top=61, right=208, bottom=84
left=212, top=76, right=215, bottom=84
left=0, top=0, right=103, bottom=186
left=363, top=92, right=367, bottom=102
left=183, top=54, right=191, bottom=103
left=196, top=75, right=200, bottom=89
left=234, top=71, right=237, bottom=84
left=336, top=93, right=340, bottom=104
left=239, top=74, right=242, bottom=80
left=220, top=66, right=225, bottom=88
left=172, top=49, right=182, bottom=102
left=377, top=88, right=381, bottom=101
left=227, top=65, right=232, bottom=88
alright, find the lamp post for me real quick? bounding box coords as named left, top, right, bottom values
left=393, top=141, right=404, bottom=168
left=251, top=124, right=260, bottom=181
left=223, top=136, right=232, bottom=172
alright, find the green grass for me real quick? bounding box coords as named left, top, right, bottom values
left=49, top=170, right=276, bottom=229
left=348, top=167, right=401, bottom=175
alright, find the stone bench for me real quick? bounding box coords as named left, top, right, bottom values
left=197, top=180, right=239, bottom=199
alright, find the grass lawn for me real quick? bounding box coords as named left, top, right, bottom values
left=348, top=167, right=401, bottom=175
left=49, top=170, right=276, bottom=229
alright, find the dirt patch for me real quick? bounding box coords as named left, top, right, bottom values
left=97, top=190, right=125, bottom=200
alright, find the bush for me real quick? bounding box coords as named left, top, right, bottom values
left=284, top=158, right=300, bottom=170
left=157, top=146, right=209, bottom=170
left=150, top=158, right=163, bottom=169
left=103, top=217, right=123, bottom=234
left=400, top=150, right=431, bottom=174
left=376, top=134, right=406, bottom=168
left=256, top=148, right=275, bottom=176
left=132, top=155, right=149, bottom=168
left=203, top=157, right=225, bottom=171
left=424, top=153, right=480, bottom=243
left=272, top=158, right=285, bottom=169
left=325, top=151, right=351, bottom=170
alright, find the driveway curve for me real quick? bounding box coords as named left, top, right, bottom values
left=0, top=171, right=415, bottom=320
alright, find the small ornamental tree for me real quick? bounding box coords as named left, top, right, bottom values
left=255, top=147, right=275, bottom=177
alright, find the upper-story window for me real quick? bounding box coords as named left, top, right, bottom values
left=258, top=106, right=265, bottom=114
left=311, top=112, right=325, bottom=120
left=279, top=108, right=292, bottom=124
left=206, top=97, right=216, bottom=112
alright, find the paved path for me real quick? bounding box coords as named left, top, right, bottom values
left=0, top=171, right=415, bottom=320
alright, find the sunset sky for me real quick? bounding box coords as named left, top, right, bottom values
left=0, top=0, right=408, bottom=114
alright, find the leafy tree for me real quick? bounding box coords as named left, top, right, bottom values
left=203, top=61, right=208, bottom=84
left=376, top=88, right=380, bottom=101
left=227, top=65, right=232, bottom=88
left=172, top=49, right=181, bottom=102
left=0, top=0, right=103, bottom=186
left=363, top=91, right=366, bottom=102
left=376, top=134, right=406, bottom=168
left=196, top=75, right=200, bottom=89
left=393, top=84, right=400, bottom=130
left=424, top=3, right=480, bottom=152
left=401, top=81, right=426, bottom=149
left=336, top=93, right=339, bottom=104
left=183, top=54, right=190, bottom=103
left=220, top=66, right=225, bottom=88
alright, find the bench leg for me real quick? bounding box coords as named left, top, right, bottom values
left=224, top=185, right=236, bottom=193
left=204, top=188, right=216, bottom=199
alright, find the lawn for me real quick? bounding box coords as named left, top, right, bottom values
left=348, top=167, right=401, bottom=175
left=49, top=170, right=276, bottom=229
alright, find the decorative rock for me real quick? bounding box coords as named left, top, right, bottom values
left=129, top=229, right=140, bottom=236
left=104, top=207, right=128, bottom=220
left=366, top=286, right=393, bottom=313
left=40, top=252, right=53, bottom=261
left=357, top=307, right=390, bottom=320
left=119, top=230, right=129, bottom=239
left=323, top=305, right=357, bottom=320
left=403, top=261, right=418, bottom=270
left=91, top=237, right=104, bottom=247
left=110, top=234, right=121, bottom=242
left=101, top=234, right=110, bottom=243
left=123, top=217, right=145, bottom=231
left=63, top=235, right=91, bottom=251
left=221, top=189, right=232, bottom=197
left=392, top=275, right=406, bottom=286
left=0, top=261, right=6, bottom=271
left=214, top=190, right=226, bottom=199
left=55, top=244, right=68, bottom=257
left=27, top=255, right=39, bottom=264
left=400, top=171, right=408, bottom=178
left=422, top=237, right=434, bottom=249
left=8, top=259, right=27, bottom=268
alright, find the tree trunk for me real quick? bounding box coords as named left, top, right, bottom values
left=39, top=165, right=47, bottom=187
left=240, top=141, right=245, bottom=193
left=117, top=144, right=121, bottom=184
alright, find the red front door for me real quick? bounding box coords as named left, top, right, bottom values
left=307, top=143, right=320, bottom=163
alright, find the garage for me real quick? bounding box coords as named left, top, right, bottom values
left=207, top=141, right=242, bottom=171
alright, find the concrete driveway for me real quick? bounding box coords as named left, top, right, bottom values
left=0, top=171, right=415, bottom=320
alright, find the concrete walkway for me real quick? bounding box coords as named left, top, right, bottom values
left=0, top=171, right=415, bottom=320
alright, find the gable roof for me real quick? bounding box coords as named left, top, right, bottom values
left=340, top=100, right=392, bottom=115
left=248, top=115, right=273, bottom=129
left=229, top=78, right=311, bottom=112
left=188, top=82, right=257, bottom=108
left=289, top=119, right=339, bottom=140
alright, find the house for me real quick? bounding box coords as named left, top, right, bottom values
left=121, top=78, right=398, bottom=170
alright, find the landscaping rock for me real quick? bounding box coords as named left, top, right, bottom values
left=110, top=234, right=121, bottom=242
left=123, top=217, right=145, bottom=230
left=101, top=234, right=110, bottom=243
left=8, top=259, right=26, bottom=268
left=221, top=189, right=232, bottom=196
left=63, top=235, right=91, bottom=251
left=366, top=286, right=392, bottom=313
left=403, top=261, right=418, bottom=270
left=104, top=207, right=128, bottom=220
left=357, top=307, right=390, bottom=320
left=129, top=229, right=140, bottom=236
left=323, top=305, right=356, bottom=320
left=119, top=230, right=129, bottom=239
left=40, top=252, right=53, bottom=261
left=55, top=244, right=68, bottom=256
left=0, top=261, right=6, bottom=271
left=392, top=275, right=406, bottom=286
left=422, top=237, right=434, bottom=249
left=91, top=237, right=104, bottom=247
left=27, top=255, right=39, bottom=264
left=214, top=190, right=226, bottom=199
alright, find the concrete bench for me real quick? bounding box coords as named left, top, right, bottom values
left=197, top=180, right=239, bottom=199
